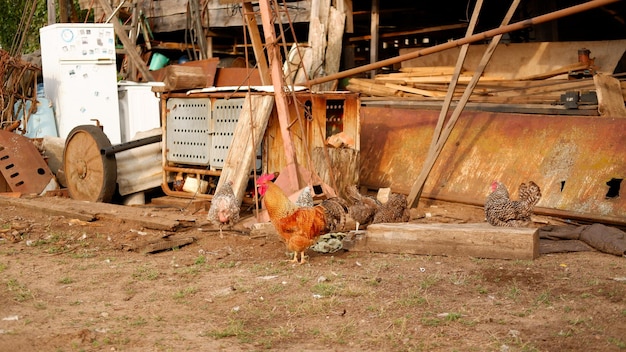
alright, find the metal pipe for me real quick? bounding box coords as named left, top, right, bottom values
left=305, top=0, right=620, bottom=87
left=100, top=134, right=162, bottom=156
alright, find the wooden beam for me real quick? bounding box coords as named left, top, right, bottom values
left=348, top=23, right=468, bottom=42
left=216, top=94, right=274, bottom=204
left=407, top=0, right=520, bottom=208
left=97, top=0, right=154, bottom=81
left=242, top=1, right=270, bottom=85
left=429, top=0, right=483, bottom=156
left=343, top=223, right=540, bottom=260
left=189, top=0, right=208, bottom=59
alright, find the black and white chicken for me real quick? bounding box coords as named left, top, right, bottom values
left=484, top=180, right=541, bottom=227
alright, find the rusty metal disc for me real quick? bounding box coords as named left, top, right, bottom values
left=63, top=125, right=117, bottom=202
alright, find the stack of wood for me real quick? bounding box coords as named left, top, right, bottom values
left=346, top=65, right=626, bottom=108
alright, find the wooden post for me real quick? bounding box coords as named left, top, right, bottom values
left=189, top=0, right=208, bottom=60
left=258, top=0, right=300, bottom=191
left=47, top=0, right=56, bottom=24
left=369, top=0, right=378, bottom=79
left=407, top=0, right=521, bottom=208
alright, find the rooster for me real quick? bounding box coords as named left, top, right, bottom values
left=207, top=180, right=240, bottom=237
left=484, top=181, right=541, bottom=227
left=345, top=184, right=381, bottom=232
left=256, top=173, right=348, bottom=264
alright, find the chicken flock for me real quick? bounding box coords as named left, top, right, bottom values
left=207, top=174, right=542, bottom=264
left=255, top=173, right=409, bottom=264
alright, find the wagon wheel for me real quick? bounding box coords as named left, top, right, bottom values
left=63, top=125, right=117, bottom=202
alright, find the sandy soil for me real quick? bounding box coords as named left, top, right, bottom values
left=0, top=196, right=625, bottom=352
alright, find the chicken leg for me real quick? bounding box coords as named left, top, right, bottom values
left=289, top=251, right=307, bottom=264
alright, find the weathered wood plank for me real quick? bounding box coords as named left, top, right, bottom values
left=384, top=83, right=446, bottom=97
left=345, top=223, right=539, bottom=260
left=318, top=6, right=346, bottom=91
left=216, top=94, right=274, bottom=204
left=0, top=196, right=181, bottom=231
left=594, top=73, right=626, bottom=117
left=311, top=147, right=359, bottom=199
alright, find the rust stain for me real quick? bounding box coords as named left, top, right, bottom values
left=360, top=107, right=626, bottom=218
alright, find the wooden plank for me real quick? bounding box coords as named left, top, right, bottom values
left=376, top=75, right=477, bottom=84
left=517, top=61, right=588, bottom=81
left=384, top=83, right=446, bottom=97
left=318, top=6, right=346, bottom=91
left=429, top=0, right=482, bottom=158
left=348, top=78, right=401, bottom=96
left=242, top=2, right=270, bottom=85
left=309, top=0, right=330, bottom=91
left=216, top=94, right=274, bottom=204
left=0, top=196, right=181, bottom=231
left=398, top=66, right=458, bottom=75
left=401, top=40, right=626, bottom=81
left=593, top=73, right=626, bottom=117
left=487, top=78, right=596, bottom=97
left=344, top=223, right=539, bottom=260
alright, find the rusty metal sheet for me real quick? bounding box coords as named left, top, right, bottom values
left=0, top=131, right=55, bottom=195
left=360, top=106, right=626, bottom=220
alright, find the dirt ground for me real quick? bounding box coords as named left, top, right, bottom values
left=0, top=196, right=625, bottom=352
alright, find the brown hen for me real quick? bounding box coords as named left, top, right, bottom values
left=345, top=184, right=381, bottom=231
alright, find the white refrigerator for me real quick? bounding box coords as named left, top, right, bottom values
left=40, top=23, right=122, bottom=144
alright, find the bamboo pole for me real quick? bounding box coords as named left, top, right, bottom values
left=304, top=0, right=620, bottom=88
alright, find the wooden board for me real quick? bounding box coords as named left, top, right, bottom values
left=344, top=223, right=539, bottom=260
left=400, top=40, right=626, bottom=79
left=593, top=73, right=626, bottom=117
left=215, top=94, right=274, bottom=204
left=0, top=196, right=183, bottom=231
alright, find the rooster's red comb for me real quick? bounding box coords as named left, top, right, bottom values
left=257, top=173, right=276, bottom=184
